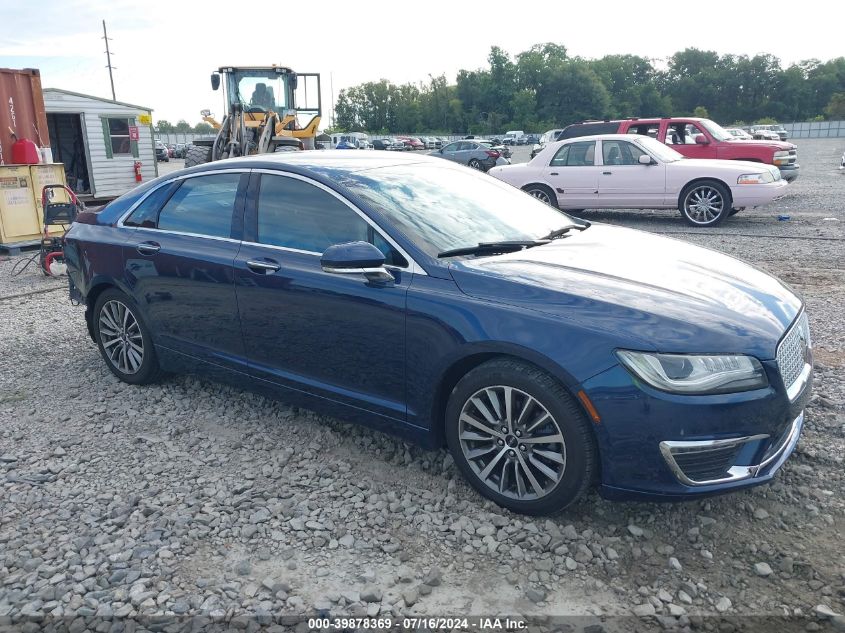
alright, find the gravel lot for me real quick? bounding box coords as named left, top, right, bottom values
left=1, top=139, right=843, bottom=632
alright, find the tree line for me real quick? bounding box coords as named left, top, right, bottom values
left=332, top=44, right=845, bottom=134
left=154, top=119, right=214, bottom=134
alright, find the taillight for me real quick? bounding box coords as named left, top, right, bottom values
left=486, top=150, right=499, bottom=158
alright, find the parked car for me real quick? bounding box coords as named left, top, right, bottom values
left=531, top=129, right=566, bottom=159
left=750, top=124, right=788, bottom=141
left=481, top=139, right=511, bottom=159
left=524, top=134, right=541, bottom=145
left=372, top=139, right=392, bottom=150
left=422, top=137, right=438, bottom=150
left=502, top=130, right=525, bottom=146
left=432, top=139, right=511, bottom=171
left=174, top=143, right=187, bottom=158
left=724, top=128, right=753, bottom=140
left=559, top=118, right=799, bottom=182
left=489, top=134, right=788, bottom=227
left=166, top=145, right=176, bottom=158
left=749, top=126, right=781, bottom=141
left=385, top=138, right=406, bottom=151
left=64, top=150, right=812, bottom=515
left=154, top=141, right=169, bottom=162
left=840, top=150, right=844, bottom=172
left=335, top=140, right=358, bottom=149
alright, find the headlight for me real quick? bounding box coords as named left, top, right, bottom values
left=617, top=350, right=768, bottom=394
left=737, top=172, right=774, bottom=184
left=773, top=150, right=791, bottom=166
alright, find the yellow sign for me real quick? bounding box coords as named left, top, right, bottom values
left=139, top=114, right=152, bottom=126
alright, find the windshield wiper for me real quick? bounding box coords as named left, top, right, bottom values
left=437, top=240, right=550, bottom=259
left=540, top=221, right=591, bottom=240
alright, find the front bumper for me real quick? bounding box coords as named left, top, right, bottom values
left=779, top=164, right=799, bottom=182
left=582, top=357, right=811, bottom=501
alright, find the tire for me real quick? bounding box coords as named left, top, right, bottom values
left=445, top=359, right=598, bottom=515
left=522, top=184, right=558, bottom=209
left=185, top=144, right=212, bottom=168
left=93, top=289, right=162, bottom=385
left=468, top=159, right=483, bottom=170
left=679, top=180, right=731, bottom=227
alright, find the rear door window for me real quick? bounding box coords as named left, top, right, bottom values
left=550, top=141, right=596, bottom=166
left=156, top=173, right=242, bottom=238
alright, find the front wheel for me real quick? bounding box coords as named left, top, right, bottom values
left=679, top=181, right=731, bottom=227
left=184, top=144, right=212, bottom=168
left=445, top=359, right=597, bottom=515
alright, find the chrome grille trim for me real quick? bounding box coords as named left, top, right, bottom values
left=777, top=312, right=812, bottom=401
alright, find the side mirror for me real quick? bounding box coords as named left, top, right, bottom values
left=211, top=73, right=220, bottom=91
left=694, top=135, right=708, bottom=145
left=321, top=241, right=394, bottom=284
left=638, top=154, right=654, bottom=165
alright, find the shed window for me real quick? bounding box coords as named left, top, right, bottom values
left=101, top=117, right=139, bottom=159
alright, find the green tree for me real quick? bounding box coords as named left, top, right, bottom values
left=693, top=106, right=710, bottom=118
left=174, top=119, right=192, bottom=133
left=824, top=92, right=845, bottom=119
left=194, top=122, right=214, bottom=134
left=155, top=119, right=174, bottom=133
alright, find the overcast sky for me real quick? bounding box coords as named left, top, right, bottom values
left=1, top=0, right=841, bottom=126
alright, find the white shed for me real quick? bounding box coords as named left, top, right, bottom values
left=43, top=88, right=158, bottom=200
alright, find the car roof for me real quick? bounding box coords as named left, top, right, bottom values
left=188, top=149, right=438, bottom=174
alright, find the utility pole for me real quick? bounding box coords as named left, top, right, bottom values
left=102, top=20, right=116, bottom=101
left=330, top=72, right=335, bottom=127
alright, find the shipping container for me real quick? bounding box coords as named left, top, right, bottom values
left=0, top=68, right=50, bottom=166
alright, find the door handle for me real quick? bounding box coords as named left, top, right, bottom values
left=549, top=172, right=559, bottom=176
left=602, top=171, right=612, bottom=175
left=136, top=241, right=161, bottom=255
left=246, top=259, right=281, bottom=273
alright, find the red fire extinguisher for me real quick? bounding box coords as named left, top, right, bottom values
left=133, top=161, right=143, bottom=182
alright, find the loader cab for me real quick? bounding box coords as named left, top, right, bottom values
left=214, top=66, right=295, bottom=114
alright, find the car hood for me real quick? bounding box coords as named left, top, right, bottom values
left=728, top=138, right=795, bottom=150
left=448, top=224, right=801, bottom=360
left=670, top=158, right=782, bottom=178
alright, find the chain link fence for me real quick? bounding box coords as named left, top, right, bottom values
left=782, top=120, right=845, bottom=138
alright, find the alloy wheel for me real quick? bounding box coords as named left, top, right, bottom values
left=685, top=186, right=724, bottom=225
left=528, top=188, right=551, bottom=204
left=458, top=386, right=566, bottom=500
left=98, top=300, right=144, bottom=375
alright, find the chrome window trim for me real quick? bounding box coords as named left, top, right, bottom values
left=116, top=168, right=250, bottom=228
left=250, top=168, right=426, bottom=276
left=131, top=226, right=242, bottom=245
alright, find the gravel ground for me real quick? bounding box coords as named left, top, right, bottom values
left=1, top=139, right=843, bottom=633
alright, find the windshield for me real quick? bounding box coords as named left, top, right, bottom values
left=335, top=163, right=576, bottom=258
left=227, top=70, right=291, bottom=111
left=698, top=119, right=731, bottom=141
left=633, top=136, right=684, bottom=162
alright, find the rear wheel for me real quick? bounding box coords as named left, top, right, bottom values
left=523, top=184, right=558, bottom=209
left=93, top=289, right=162, bottom=385
left=445, top=359, right=597, bottom=515
left=185, top=144, right=212, bottom=168
left=468, top=158, right=483, bottom=170
left=679, top=180, right=731, bottom=227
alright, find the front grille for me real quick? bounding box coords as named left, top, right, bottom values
left=786, top=149, right=797, bottom=165
left=777, top=313, right=810, bottom=393
left=671, top=444, right=743, bottom=482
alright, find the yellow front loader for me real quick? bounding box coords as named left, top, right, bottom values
left=185, top=65, right=322, bottom=167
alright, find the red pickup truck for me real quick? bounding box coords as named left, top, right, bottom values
left=559, top=117, right=799, bottom=182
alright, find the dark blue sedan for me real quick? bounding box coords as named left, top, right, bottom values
left=64, top=151, right=812, bottom=515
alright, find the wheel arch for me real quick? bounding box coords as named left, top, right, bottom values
left=83, top=278, right=134, bottom=342
left=429, top=348, right=599, bottom=452
left=678, top=176, right=733, bottom=208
